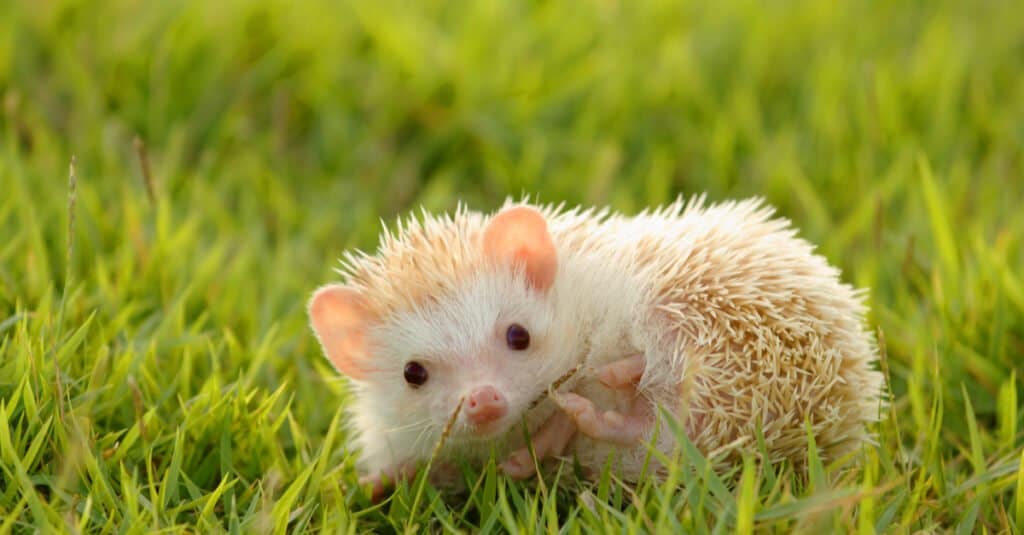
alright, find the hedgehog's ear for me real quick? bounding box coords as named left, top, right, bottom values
left=308, top=284, right=376, bottom=380
left=483, top=206, right=557, bottom=292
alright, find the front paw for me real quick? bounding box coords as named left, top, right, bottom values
left=553, top=391, right=650, bottom=446
left=500, top=410, right=577, bottom=480
left=596, top=353, right=645, bottom=390
left=359, top=462, right=417, bottom=503
left=500, top=449, right=537, bottom=480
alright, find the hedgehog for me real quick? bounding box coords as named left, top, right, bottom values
left=307, top=197, right=885, bottom=497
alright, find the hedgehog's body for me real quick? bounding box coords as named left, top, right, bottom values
left=309, top=197, right=885, bottom=490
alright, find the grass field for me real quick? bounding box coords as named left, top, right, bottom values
left=2, top=0, right=1023, bottom=532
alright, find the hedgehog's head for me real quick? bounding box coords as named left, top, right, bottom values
left=308, top=206, right=578, bottom=458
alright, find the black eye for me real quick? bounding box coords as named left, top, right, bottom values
left=506, top=324, right=530, bottom=350
left=404, top=361, right=428, bottom=387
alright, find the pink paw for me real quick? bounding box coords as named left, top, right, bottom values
left=500, top=449, right=537, bottom=480
left=553, top=392, right=649, bottom=446
left=359, top=462, right=417, bottom=503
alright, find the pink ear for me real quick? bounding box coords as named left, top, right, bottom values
left=483, top=206, right=557, bottom=292
left=308, top=284, right=375, bottom=380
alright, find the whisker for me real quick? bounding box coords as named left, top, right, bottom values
left=381, top=419, right=433, bottom=435
left=409, top=422, right=438, bottom=454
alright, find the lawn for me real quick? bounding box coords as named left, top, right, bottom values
left=1, top=0, right=1023, bottom=532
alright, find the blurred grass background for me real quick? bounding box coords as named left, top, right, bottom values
left=1, top=0, right=1023, bottom=532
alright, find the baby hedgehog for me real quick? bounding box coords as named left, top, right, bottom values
left=308, top=197, right=885, bottom=496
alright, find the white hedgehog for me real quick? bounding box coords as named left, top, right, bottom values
left=307, top=197, right=885, bottom=498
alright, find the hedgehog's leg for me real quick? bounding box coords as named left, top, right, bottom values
left=361, top=460, right=464, bottom=501
left=554, top=353, right=650, bottom=445
left=554, top=391, right=649, bottom=445
left=596, top=353, right=646, bottom=390
left=501, top=410, right=576, bottom=480
left=503, top=354, right=649, bottom=477
left=359, top=461, right=418, bottom=503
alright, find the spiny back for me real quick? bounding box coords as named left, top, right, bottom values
left=338, top=206, right=487, bottom=318
left=335, top=200, right=609, bottom=318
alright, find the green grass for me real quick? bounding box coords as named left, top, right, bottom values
left=1, top=0, right=1023, bottom=532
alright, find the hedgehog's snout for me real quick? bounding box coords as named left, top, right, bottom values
left=465, top=385, right=508, bottom=426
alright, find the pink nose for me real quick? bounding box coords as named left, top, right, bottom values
left=465, top=386, right=508, bottom=425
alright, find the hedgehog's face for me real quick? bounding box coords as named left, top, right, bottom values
left=309, top=206, right=571, bottom=453
left=365, top=267, right=575, bottom=443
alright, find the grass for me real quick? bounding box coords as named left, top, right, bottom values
left=1, top=0, right=1022, bottom=532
